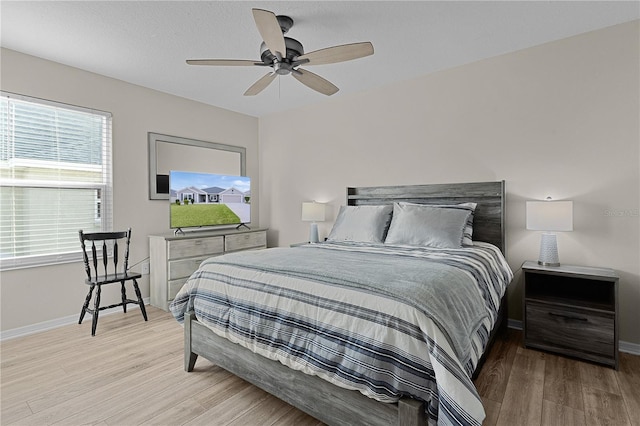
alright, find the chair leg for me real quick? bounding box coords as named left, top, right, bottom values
left=91, top=285, right=102, bottom=336
left=132, top=279, right=148, bottom=321
left=79, top=285, right=94, bottom=325
left=121, top=281, right=127, bottom=313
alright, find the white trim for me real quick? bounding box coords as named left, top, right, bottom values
left=1, top=90, right=112, bottom=117
left=508, top=319, right=523, bottom=330
left=508, top=319, right=640, bottom=356
left=0, top=298, right=150, bottom=341
left=3, top=309, right=639, bottom=356
left=620, top=340, right=640, bottom=355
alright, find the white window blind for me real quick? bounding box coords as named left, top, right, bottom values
left=0, top=92, right=113, bottom=270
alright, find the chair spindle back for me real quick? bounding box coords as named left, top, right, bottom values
left=79, top=229, right=132, bottom=281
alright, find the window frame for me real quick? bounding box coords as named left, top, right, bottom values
left=0, top=91, right=113, bottom=271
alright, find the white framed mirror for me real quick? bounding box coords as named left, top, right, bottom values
left=148, top=133, right=246, bottom=200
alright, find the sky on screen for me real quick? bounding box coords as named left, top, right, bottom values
left=170, top=171, right=250, bottom=192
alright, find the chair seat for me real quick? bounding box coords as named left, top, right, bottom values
left=84, top=271, right=142, bottom=286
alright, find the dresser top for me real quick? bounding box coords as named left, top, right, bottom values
left=150, top=227, right=267, bottom=241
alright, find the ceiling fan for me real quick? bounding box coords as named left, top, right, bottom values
left=186, top=8, right=374, bottom=96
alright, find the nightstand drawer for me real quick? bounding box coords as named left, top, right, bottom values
left=525, top=301, right=614, bottom=357
left=225, top=231, right=266, bottom=252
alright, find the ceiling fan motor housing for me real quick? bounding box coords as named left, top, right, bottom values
left=259, top=15, right=303, bottom=75
left=260, top=37, right=304, bottom=62
left=276, top=15, right=294, bottom=34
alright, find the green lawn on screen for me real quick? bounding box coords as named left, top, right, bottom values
left=170, top=203, right=240, bottom=228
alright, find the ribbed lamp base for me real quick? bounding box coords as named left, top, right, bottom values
left=538, top=233, right=560, bottom=267
left=308, top=223, right=319, bottom=244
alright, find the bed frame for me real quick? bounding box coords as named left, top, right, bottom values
left=183, top=181, right=507, bottom=426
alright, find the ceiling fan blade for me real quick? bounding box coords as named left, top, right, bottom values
left=252, top=9, right=286, bottom=60
left=244, top=72, right=277, bottom=96
left=292, top=68, right=339, bottom=96
left=297, top=42, right=374, bottom=66
left=186, top=59, right=262, bottom=66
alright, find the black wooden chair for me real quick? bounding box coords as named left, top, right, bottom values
left=78, top=228, right=148, bottom=336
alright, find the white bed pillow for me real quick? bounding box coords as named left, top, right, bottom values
left=327, top=205, right=393, bottom=243
left=384, top=202, right=473, bottom=248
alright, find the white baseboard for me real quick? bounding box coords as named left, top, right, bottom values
left=3, top=308, right=640, bottom=356
left=0, top=297, right=150, bottom=341
left=620, top=340, right=640, bottom=355
left=507, top=319, right=639, bottom=355
left=508, top=319, right=523, bottom=330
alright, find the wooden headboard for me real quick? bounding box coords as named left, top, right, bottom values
left=346, top=181, right=506, bottom=253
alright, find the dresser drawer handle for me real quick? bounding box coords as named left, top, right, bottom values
left=548, top=312, right=588, bottom=322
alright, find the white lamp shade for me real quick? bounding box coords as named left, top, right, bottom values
left=526, top=200, right=573, bottom=232
left=301, top=202, right=326, bottom=222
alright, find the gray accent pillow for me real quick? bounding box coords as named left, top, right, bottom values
left=395, top=201, right=477, bottom=245
left=384, top=202, right=472, bottom=248
left=327, top=205, right=393, bottom=243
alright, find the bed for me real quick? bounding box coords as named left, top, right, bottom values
left=170, top=181, right=512, bottom=426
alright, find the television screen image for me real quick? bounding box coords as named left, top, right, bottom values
left=169, top=171, right=251, bottom=229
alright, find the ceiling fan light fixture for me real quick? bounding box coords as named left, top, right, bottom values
left=273, top=62, right=293, bottom=75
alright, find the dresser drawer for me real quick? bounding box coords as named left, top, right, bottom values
left=168, top=277, right=189, bottom=300
left=168, top=256, right=211, bottom=280
left=525, top=301, right=614, bottom=357
left=168, top=236, right=223, bottom=259
left=225, top=231, right=267, bottom=252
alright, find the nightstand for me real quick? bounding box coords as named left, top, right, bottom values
left=522, top=261, right=619, bottom=369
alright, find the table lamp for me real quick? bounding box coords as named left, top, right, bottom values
left=526, top=198, right=573, bottom=266
left=301, top=202, right=325, bottom=243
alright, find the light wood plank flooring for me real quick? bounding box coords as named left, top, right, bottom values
left=1, top=307, right=638, bottom=425
left=474, top=329, right=640, bottom=426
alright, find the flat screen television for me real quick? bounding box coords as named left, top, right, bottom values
left=169, top=170, right=251, bottom=231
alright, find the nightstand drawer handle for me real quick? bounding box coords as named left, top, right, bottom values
left=548, top=312, right=588, bottom=322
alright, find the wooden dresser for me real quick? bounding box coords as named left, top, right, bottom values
left=522, top=261, right=619, bottom=369
left=149, top=228, right=267, bottom=311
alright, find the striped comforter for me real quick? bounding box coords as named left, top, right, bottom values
left=170, top=241, right=512, bottom=426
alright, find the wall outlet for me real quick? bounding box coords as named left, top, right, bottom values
left=141, top=262, right=150, bottom=275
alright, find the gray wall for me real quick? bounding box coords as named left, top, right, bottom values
left=258, top=21, right=640, bottom=346
left=0, top=48, right=259, bottom=332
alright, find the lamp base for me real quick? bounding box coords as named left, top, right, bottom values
left=538, top=233, right=560, bottom=267
left=309, top=223, right=319, bottom=244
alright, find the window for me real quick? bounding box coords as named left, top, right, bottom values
left=0, top=92, right=112, bottom=270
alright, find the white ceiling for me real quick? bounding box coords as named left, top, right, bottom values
left=1, top=1, right=638, bottom=117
